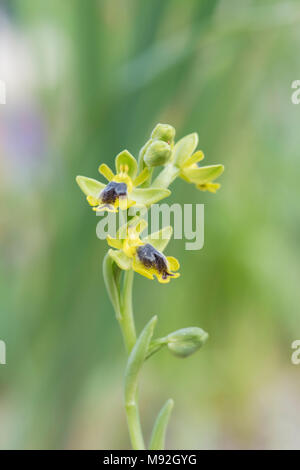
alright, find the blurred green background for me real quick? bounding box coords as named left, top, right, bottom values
left=1, top=0, right=300, bottom=450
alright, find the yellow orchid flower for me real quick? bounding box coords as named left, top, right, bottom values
left=172, top=134, right=224, bottom=193
left=107, top=222, right=180, bottom=284
left=76, top=150, right=171, bottom=213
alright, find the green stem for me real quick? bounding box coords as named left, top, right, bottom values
left=119, top=269, right=145, bottom=449
left=125, top=401, right=145, bottom=450
left=119, top=269, right=136, bottom=353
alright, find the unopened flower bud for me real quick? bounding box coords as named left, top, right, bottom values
left=151, top=123, right=175, bottom=144
left=144, top=140, right=172, bottom=167
left=166, top=327, right=208, bottom=358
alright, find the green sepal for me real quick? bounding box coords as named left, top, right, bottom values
left=182, top=164, right=224, bottom=184
left=149, top=399, right=174, bottom=450
left=131, top=187, right=170, bottom=206
left=76, top=175, right=105, bottom=198
left=124, top=316, right=157, bottom=405
left=115, top=150, right=138, bottom=179
left=143, top=226, right=173, bottom=252
left=108, top=249, right=132, bottom=271
left=102, top=253, right=122, bottom=320
left=173, top=133, right=198, bottom=168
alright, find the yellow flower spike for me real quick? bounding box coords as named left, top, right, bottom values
left=98, top=163, right=115, bottom=181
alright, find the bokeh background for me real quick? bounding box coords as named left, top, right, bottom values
left=1, top=0, right=300, bottom=450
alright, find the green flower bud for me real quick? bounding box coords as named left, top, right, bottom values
left=144, top=140, right=172, bottom=167
left=151, top=123, right=175, bottom=144
left=166, top=327, right=208, bottom=358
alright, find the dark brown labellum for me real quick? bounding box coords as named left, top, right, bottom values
left=137, top=243, right=173, bottom=280
left=100, top=181, right=127, bottom=204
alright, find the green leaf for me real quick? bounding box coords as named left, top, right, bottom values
left=76, top=175, right=105, bottom=198
left=115, top=150, right=138, bottom=179
left=143, top=226, right=173, bottom=252
left=173, top=133, right=198, bottom=168
left=131, top=187, right=170, bottom=206
left=108, top=249, right=132, bottom=271
left=182, top=164, right=224, bottom=184
left=124, top=316, right=157, bottom=405
left=149, top=399, right=174, bottom=450
left=102, top=253, right=121, bottom=319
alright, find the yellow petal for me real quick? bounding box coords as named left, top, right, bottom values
left=133, top=168, right=150, bottom=187
left=98, top=163, right=115, bottom=181
left=107, top=235, right=123, bottom=250
left=197, top=182, right=220, bottom=193
left=87, top=195, right=100, bottom=207
left=172, top=272, right=180, bottom=279
left=156, top=271, right=180, bottom=283
left=132, top=257, right=154, bottom=280
left=156, top=273, right=171, bottom=284
left=182, top=150, right=204, bottom=168
left=166, top=256, right=180, bottom=271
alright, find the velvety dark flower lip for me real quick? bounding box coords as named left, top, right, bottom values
left=137, top=243, right=173, bottom=280
left=101, top=181, right=127, bottom=204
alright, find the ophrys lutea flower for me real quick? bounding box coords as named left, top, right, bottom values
left=174, top=133, right=224, bottom=193
left=107, top=221, right=180, bottom=284
left=153, top=132, right=224, bottom=192
left=76, top=150, right=170, bottom=212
